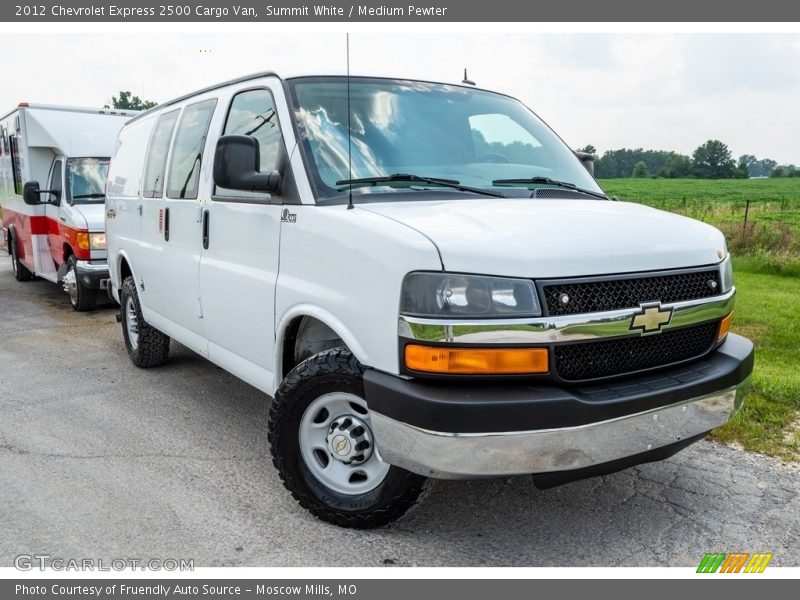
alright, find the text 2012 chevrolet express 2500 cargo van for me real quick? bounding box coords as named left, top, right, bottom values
left=105, top=72, right=753, bottom=528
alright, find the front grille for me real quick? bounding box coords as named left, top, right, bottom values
left=543, top=269, right=721, bottom=316
left=554, top=321, right=719, bottom=381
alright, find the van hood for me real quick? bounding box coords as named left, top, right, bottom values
left=72, top=203, right=106, bottom=231
left=359, top=199, right=726, bottom=277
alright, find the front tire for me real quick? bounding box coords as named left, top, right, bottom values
left=64, top=255, right=98, bottom=311
left=269, top=347, right=429, bottom=528
left=9, top=234, right=33, bottom=282
left=120, top=275, right=170, bottom=368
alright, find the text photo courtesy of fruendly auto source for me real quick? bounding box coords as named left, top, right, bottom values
left=0, top=32, right=797, bottom=568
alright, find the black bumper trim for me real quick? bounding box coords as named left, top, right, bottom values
left=363, top=333, right=753, bottom=434
left=75, top=264, right=110, bottom=290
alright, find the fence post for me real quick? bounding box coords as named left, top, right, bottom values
left=743, top=199, right=751, bottom=235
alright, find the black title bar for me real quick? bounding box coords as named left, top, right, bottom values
left=4, top=0, right=800, bottom=22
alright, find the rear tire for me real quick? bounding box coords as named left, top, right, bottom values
left=269, top=347, right=430, bottom=528
left=9, top=234, right=32, bottom=282
left=64, top=255, right=98, bottom=311
left=120, top=275, right=170, bottom=368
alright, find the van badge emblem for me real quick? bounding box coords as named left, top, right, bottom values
left=630, top=303, right=673, bottom=334
left=281, top=209, right=297, bottom=223
left=106, top=208, right=116, bottom=220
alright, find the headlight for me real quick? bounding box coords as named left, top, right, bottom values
left=400, top=272, right=541, bottom=318
left=89, top=233, right=107, bottom=250
left=720, top=254, right=733, bottom=293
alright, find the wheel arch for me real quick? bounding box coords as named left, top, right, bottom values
left=276, top=307, right=368, bottom=381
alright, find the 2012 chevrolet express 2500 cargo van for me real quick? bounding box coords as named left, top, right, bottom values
left=105, top=72, right=754, bottom=528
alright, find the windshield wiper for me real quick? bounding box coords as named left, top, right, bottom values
left=71, top=193, right=106, bottom=200
left=492, top=176, right=607, bottom=200
left=337, top=173, right=507, bottom=199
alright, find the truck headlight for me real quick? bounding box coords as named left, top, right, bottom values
left=720, top=254, right=733, bottom=293
left=89, top=233, right=107, bottom=250
left=400, top=272, right=541, bottom=318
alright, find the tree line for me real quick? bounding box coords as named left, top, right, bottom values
left=577, top=141, right=798, bottom=179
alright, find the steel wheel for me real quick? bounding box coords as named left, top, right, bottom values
left=63, top=264, right=78, bottom=307
left=298, top=392, right=390, bottom=496
left=125, top=296, right=139, bottom=351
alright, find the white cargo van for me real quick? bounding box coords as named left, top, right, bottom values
left=1, top=104, right=135, bottom=309
left=105, top=73, right=753, bottom=528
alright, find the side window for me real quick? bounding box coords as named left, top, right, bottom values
left=142, top=110, right=179, bottom=198
left=215, top=89, right=283, bottom=198
left=49, top=160, right=63, bottom=202
left=166, top=99, right=217, bottom=200
left=9, top=135, right=22, bottom=194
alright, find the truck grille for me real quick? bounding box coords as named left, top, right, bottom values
left=554, top=321, right=719, bottom=381
left=542, top=269, right=721, bottom=316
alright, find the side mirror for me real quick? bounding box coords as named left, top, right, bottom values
left=575, top=151, right=595, bottom=177
left=213, top=135, right=280, bottom=193
left=23, top=181, right=57, bottom=205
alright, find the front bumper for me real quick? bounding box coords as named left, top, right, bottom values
left=75, top=260, right=109, bottom=290
left=365, top=333, right=753, bottom=480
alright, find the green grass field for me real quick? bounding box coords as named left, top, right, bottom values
left=597, top=177, right=800, bottom=459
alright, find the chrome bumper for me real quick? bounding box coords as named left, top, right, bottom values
left=370, top=378, right=750, bottom=479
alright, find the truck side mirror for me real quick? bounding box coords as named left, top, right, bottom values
left=213, top=135, right=280, bottom=194
left=23, top=181, right=57, bottom=205
left=575, top=152, right=595, bottom=177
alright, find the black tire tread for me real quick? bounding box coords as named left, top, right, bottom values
left=269, top=347, right=429, bottom=529
left=120, top=276, right=170, bottom=368
left=10, top=234, right=33, bottom=282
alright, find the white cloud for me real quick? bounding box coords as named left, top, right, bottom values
left=1, top=32, right=798, bottom=165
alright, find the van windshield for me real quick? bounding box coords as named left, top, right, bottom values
left=66, top=157, right=109, bottom=204
left=287, top=77, right=604, bottom=201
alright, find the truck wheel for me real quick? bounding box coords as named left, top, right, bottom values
left=9, top=234, right=33, bottom=282
left=120, top=275, right=170, bottom=368
left=64, top=255, right=98, bottom=311
left=269, top=347, right=429, bottom=528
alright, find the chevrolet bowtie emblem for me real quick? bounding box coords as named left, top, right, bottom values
left=630, top=303, right=673, bottom=334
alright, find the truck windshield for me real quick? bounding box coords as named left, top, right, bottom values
left=66, top=157, right=109, bottom=204
left=287, top=77, right=604, bottom=201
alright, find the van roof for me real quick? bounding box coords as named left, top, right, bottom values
left=126, top=71, right=507, bottom=124
left=1, top=102, right=138, bottom=123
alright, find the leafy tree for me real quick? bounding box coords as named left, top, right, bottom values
left=769, top=166, right=784, bottom=178
left=663, top=154, right=693, bottom=178
left=788, top=166, right=799, bottom=178
left=632, top=161, right=648, bottom=178
left=734, top=159, right=749, bottom=179
left=692, top=140, right=735, bottom=179
left=575, top=144, right=598, bottom=159
left=750, top=158, right=778, bottom=177
left=105, top=91, right=157, bottom=111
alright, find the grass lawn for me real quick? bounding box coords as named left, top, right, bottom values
left=710, top=269, right=800, bottom=459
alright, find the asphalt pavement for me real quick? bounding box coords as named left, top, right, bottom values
left=0, top=257, right=798, bottom=567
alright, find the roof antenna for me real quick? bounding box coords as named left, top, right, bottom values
left=462, top=68, right=476, bottom=86
left=346, top=33, right=354, bottom=210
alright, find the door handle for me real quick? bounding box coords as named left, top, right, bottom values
left=202, top=209, right=210, bottom=250
left=164, top=207, right=170, bottom=241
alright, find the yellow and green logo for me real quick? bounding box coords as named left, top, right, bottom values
left=697, top=552, right=773, bottom=573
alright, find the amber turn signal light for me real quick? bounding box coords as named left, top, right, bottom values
left=76, top=232, right=90, bottom=251
left=718, top=312, right=733, bottom=341
left=405, top=344, right=549, bottom=375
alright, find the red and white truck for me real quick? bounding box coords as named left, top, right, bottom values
left=1, top=103, right=135, bottom=310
